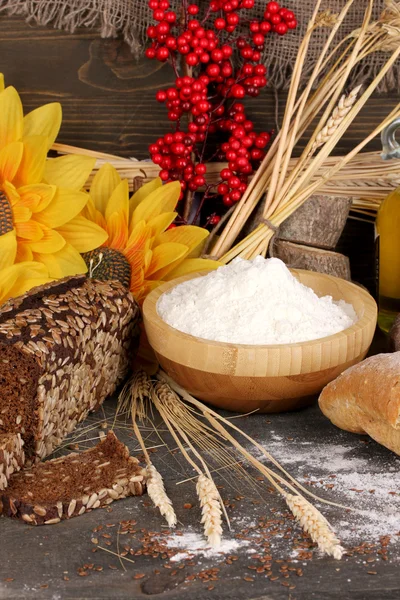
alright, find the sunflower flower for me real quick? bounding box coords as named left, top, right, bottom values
left=0, top=74, right=107, bottom=280
left=81, top=164, right=220, bottom=302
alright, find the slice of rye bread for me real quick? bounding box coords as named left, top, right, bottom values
left=0, top=432, right=146, bottom=525
left=0, top=276, right=140, bottom=461
left=0, top=433, right=25, bottom=491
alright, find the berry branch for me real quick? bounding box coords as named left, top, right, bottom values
left=146, top=0, right=297, bottom=227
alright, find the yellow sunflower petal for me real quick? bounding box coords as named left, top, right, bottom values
left=34, top=188, right=89, bottom=229
left=15, top=242, right=33, bottom=262
left=17, top=183, right=56, bottom=213
left=90, top=163, right=121, bottom=215
left=29, top=228, right=66, bottom=254
left=23, top=103, right=62, bottom=150
left=13, top=135, right=48, bottom=187
left=147, top=212, right=177, bottom=238
left=130, top=181, right=180, bottom=231
left=56, top=215, right=108, bottom=253
left=44, top=154, right=96, bottom=191
left=154, top=225, right=209, bottom=257
left=129, top=177, right=162, bottom=217
left=105, top=179, right=129, bottom=222
left=106, top=212, right=129, bottom=251
left=12, top=205, right=32, bottom=224
left=34, top=243, right=88, bottom=278
left=81, top=196, right=107, bottom=230
left=2, top=181, right=20, bottom=207
left=163, top=258, right=221, bottom=281
left=124, top=221, right=153, bottom=269
left=0, top=74, right=4, bottom=93
left=0, top=86, right=23, bottom=147
left=0, top=261, right=50, bottom=304
left=146, top=242, right=188, bottom=278
left=15, top=220, right=44, bottom=242
left=0, top=230, right=17, bottom=270
left=0, top=141, right=23, bottom=183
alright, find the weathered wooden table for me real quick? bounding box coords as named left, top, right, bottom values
left=1, top=387, right=399, bottom=600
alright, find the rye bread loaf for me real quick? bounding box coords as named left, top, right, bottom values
left=0, top=433, right=25, bottom=491
left=0, top=431, right=146, bottom=525
left=319, top=352, right=400, bottom=455
left=0, top=276, right=140, bottom=461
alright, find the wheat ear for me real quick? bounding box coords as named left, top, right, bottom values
left=285, top=493, right=344, bottom=560
left=311, top=85, right=362, bottom=153
left=147, top=464, right=177, bottom=528
left=196, top=474, right=223, bottom=548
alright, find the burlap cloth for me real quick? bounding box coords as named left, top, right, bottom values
left=0, top=0, right=398, bottom=91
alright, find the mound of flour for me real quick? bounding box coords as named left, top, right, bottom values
left=157, top=257, right=357, bottom=345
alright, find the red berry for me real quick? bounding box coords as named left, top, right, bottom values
left=214, top=18, right=226, bottom=29
left=145, top=47, right=156, bottom=59
left=188, top=4, right=199, bottom=15
left=220, top=168, right=232, bottom=180
left=287, top=19, right=297, bottom=29
left=209, top=215, right=221, bottom=226
left=270, top=14, right=282, bottom=25
left=156, top=47, right=169, bottom=61
left=231, top=190, right=242, bottom=201
left=227, top=12, right=239, bottom=26
left=231, top=84, right=245, bottom=99
left=267, top=2, right=280, bottom=14
left=193, top=175, right=206, bottom=187
left=241, top=0, right=254, bottom=7
left=228, top=176, right=241, bottom=189
left=156, top=90, right=167, bottom=102
left=195, top=163, right=207, bottom=175
left=159, top=169, right=169, bottom=181
left=260, top=20, right=272, bottom=34
left=207, top=63, right=220, bottom=78
left=217, top=183, right=229, bottom=195
left=253, top=33, right=265, bottom=46
left=223, top=194, right=234, bottom=207
left=186, top=53, right=198, bottom=66
left=221, top=45, right=233, bottom=58
left=275, top=22, right=288, bottom=35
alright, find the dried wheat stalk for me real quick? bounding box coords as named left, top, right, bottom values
left=117, top=371, right=177, bottom=528
left=285, top=494, right=344, bottom=560
left=147, top=464, right=177, bottom=528
left=196, top=474, right=223, bottom=548
left=311, top=85, right=362, bottom=152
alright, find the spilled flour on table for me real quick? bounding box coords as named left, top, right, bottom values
left=253, top=433, right=400, bottom=543
left=166, top=531, right=250, bottom=562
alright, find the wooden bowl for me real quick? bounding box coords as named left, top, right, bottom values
left=142, top=270, right=377, bottom=413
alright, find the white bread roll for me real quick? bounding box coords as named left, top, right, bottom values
left=318, top=352, right=400, bottom=455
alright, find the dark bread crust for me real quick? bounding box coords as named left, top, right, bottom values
left=0, top=432, right=145, bottom=525
left=0, top=277, right=140, bottom=461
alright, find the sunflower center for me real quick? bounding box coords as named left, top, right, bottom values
left=82, top=247, right=131, bottom=289
left=0, top=191, right=14, bottom=236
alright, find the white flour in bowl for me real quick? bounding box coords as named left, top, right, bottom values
left=157, top=257, right=357, bottom=345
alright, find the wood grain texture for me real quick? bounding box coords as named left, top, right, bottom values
left=143, top=270, right=377, bottom=413
left=0, top=15, right=399, bottom=159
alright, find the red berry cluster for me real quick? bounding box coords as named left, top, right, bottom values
left=217, top=103, right=270, bottom=206
left=147, top=0, right=297, bottom=215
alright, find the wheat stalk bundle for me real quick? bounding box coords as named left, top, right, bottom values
left=209, top=0, right=400, bottom=262
left=139, top=372, right=347, bottom=557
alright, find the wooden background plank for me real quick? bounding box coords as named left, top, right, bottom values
left=0, top=15, right=398, bottom=159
